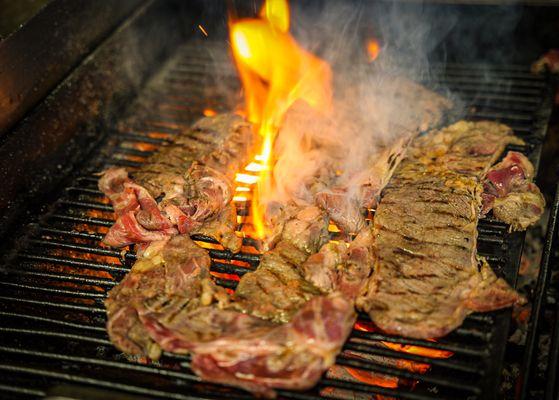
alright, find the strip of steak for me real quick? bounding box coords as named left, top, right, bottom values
left=98, top=113, right=253, bottom=252
left=357, top=121, right=529, bottom=339
left=188, top=293, right=355, bottom=398
left=482, top=151, right=545, bottom=230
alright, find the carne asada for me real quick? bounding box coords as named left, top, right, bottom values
left=106, top=230, right=354, bottom=398
left=315, top=137, right=410, bottom=234
left=301, top=227, right=373, bottom=299
left=357, top=121, right=530, bottom=339
left=99, top=113, right=253, bottom=251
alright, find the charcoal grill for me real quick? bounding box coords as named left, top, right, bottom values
left=0, top=1, right=557, bottom=399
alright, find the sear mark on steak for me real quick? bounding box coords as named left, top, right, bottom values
left=105, top=235, right=224, bottom=359
left=98, top=113, right=252, bottom=252
left=357, top=121, right=530, bottom=339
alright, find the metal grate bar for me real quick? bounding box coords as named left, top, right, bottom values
left=335, top=356, right=479, bottom=393
left=27, top=239, right=123, bottom=258
left=17, top=253, right=127, bottom=273
left=342, top=342, right=480, bottom=374
left=2, top=268, right=116, bottom=286
left=350, top=330, right=489, bottom=357
left=0, top=296, right=105, bottom=313
left=0, top=311, right=105, bottom=332
left=0, top=365, right=208, bottom=400
left=0, top=282, right=105, bottom=299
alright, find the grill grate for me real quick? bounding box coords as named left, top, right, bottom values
left=0, top=42, right=553, bottom=400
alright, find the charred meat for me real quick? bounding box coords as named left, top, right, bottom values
left=317, top=77, right=453, bottom=234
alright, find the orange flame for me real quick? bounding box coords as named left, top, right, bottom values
left=203, top=108, right=217, bottom=117
left=230, top=0, right=332, bottom=239
left=366, top=38, right=381, bottom=62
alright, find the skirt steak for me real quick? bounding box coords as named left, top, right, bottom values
left=357, top=121, right=532, bottom=339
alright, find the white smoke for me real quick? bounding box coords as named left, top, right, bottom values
left=255, top=0, right=460, bottom=209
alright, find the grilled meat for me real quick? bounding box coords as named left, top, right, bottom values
left=315, top=189, right=366, bottom=234
left=105, top=235, right=224, bottom=359
left=190, top=293, right=355, bottom=398
left=106, top=228, right=354, bottom=398
left=99, top=113, right=252, bottom=251
left=357, top=121, right=529, bottom=339
left=316, top=137, right=410, bottom=233
left=482, top=151, right=545, bottom=230
left=190, top=203, right=242, bottom=253
left=233, top=205, right=330, bottom=322
left=301, top=227, right=373, bottom=299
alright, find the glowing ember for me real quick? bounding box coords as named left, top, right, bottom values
left=383, top=341, right=453, bottom=359
left=366, top=38, right=381, bottom=62
left=345, top=368, right=398, bottom=389
left=198, top=24, right=208, bottom=37
left=354, top=320, right=453, bottom=360
left=203, top=108, right=217, bottom=117
left=230, top=0, right=332, bottom=239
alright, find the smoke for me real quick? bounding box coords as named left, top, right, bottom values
left=258, top=0, right=461, bottom=209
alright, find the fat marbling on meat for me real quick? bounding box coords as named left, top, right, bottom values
left=105, top=228, right=355, bottom=398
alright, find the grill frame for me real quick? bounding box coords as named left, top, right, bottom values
left=519, top=182, right=559, bottom=400
left=0, top=43, right=554, bottom=400
left=0, top=2, right=556, bottom=400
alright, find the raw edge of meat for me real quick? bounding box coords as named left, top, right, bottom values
left=482, top=151, right=545, bottom=231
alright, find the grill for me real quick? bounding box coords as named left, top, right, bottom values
left=0, top=1, right=556, bottom=400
